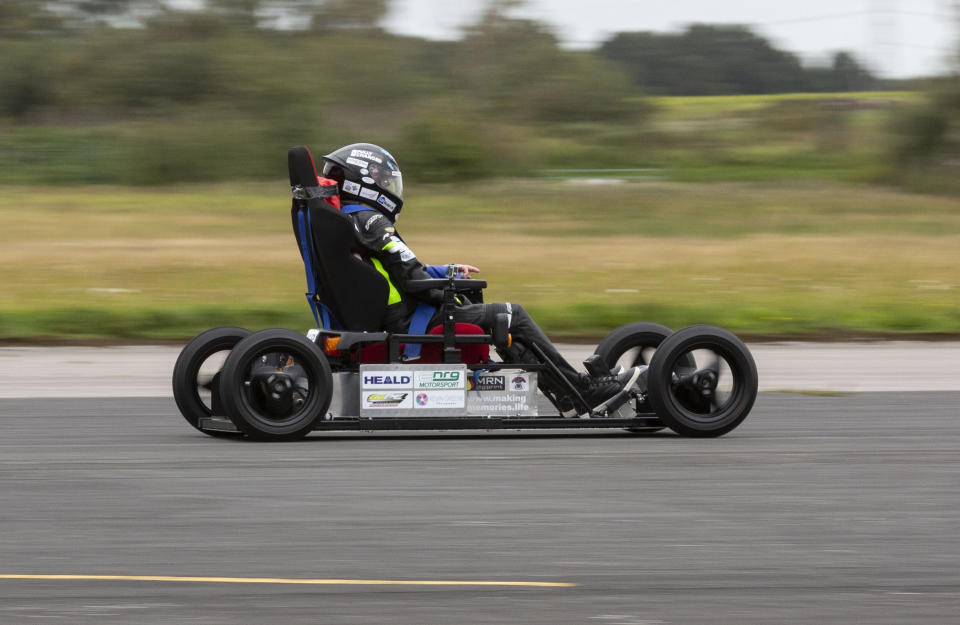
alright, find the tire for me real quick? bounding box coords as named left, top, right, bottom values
left=594, top=322, right=678, bottom=433
left=219, top=329, right=333, bottom=441
left=647, top=325, right=758, bottom=438
left=594, top=321, right=676, bottom=369
left=172, top=326, right=251, bottom=438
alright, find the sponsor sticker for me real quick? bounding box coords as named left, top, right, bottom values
left=342, top=180, right=361, bottom=195
left=413, top=390, right=465, bottom=409
left=362, top=176, right=375, bottom=184
left=359, top=187, right=380, bottom=201
left=377, top=195, right=397, bottom=211
left=414, top=370, right=464, bottom=390
left=350, top=149, right=383, bottom=164
left=466, top=392, right=531, bottom=414
left=510, top=375, right=529, bottom=392
left=363, top=391, right=412, bottom=409
left=469, top=375, right=505, bottom=392
left=362, top=372, right=412, bottom=389
left=346, top=157, right=368, bottom=168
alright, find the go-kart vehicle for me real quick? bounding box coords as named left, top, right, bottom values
left=173, top=147, right=758, bottom=441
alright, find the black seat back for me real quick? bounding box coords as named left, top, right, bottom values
left=289, top=146, right=388, bottom=331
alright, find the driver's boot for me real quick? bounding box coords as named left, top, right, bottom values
left=575, top=366, right=643, bottom=415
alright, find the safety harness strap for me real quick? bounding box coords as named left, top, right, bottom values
left=403, top=300, right=437, bottom=360
left=341, top=204, right=371, bottom=215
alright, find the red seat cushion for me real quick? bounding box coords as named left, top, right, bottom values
left=350, top=323, right=489, bottom=364
left=420, top=323, right=489, bottom=364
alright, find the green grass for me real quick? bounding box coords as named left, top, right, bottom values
left=1, top=179, right=958, bottom=340
left=648, top=91, right=919, bottom=119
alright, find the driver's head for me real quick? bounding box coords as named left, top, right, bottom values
left=322, top=143, right=404, bottom=221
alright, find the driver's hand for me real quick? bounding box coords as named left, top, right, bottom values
left=454, top=264, right=480, bottom=278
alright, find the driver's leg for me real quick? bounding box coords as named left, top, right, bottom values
left=441, top=303, right=641, bottom=413
left=443, top=302, right=579, bottom=378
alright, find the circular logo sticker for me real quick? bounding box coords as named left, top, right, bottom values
left=416, top=393, right=429, bottom=407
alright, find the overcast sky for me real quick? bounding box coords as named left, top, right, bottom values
left=382, top=0, right=957, bottom=78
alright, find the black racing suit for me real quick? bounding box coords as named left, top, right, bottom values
left=346, top=205, right=581, bottom=392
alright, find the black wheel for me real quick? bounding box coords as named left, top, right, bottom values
left=594, top=322, right=681, bottom=433
left=594, top=321, right=675, bottom=370
left=647, top=325, right=758, bottom=438
left=172, top=326, right=251, bottom=437
left=219, top=329, right=333, bottom=441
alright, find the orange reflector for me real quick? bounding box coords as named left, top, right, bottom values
left=507, top=333, right=512, bottom=348
left=323, top=336, right=340, bottom=354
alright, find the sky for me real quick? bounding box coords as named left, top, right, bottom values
left=382, top=0, right=957, bottom=78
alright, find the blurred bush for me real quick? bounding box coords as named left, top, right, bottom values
left=887, top=76, right=960, bottom=193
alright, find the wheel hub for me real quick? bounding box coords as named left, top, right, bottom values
left=250, top=370, right=295, bottom=418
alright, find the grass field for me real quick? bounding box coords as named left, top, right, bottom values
left=647, top=91, right=919, bottom=118
left=1, top=178, right=958, bottom=340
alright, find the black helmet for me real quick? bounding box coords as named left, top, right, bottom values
left=321, top=143, right=404, bottom=220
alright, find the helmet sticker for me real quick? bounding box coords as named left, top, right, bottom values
left=350, top=149, right=383, bottom=164
left=377, top=195, right=397, bottom=211
left=359, top=186, right=380, bottom=201
left=342, top=180, right=361, bottom=195
left=346, top=157, right=368, bottom=168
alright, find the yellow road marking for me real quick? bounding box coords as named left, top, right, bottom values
left=0, top=574, right=574, bottom=588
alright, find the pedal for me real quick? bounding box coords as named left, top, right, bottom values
left=610, top=397, right=638, bottom=419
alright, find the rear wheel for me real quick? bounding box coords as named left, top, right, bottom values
left=647, top=325, right=758, bottom=438
left=219, top=329, right=333, bottom=441
left=172, top=326, right=251, bottom=437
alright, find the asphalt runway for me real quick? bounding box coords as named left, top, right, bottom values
left=1, top=392, right=958, bottom=624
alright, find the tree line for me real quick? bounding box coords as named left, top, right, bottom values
left=4, top=0, right=940, bottom=188
left=2, top=0, right=880, bottom=121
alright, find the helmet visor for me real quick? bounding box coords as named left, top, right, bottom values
left=377, top=168, right=403, bottom=200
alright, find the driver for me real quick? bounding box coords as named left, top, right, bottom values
left=320, top=143, right=641, bottom=415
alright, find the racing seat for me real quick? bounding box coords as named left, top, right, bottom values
left=288, top=146, right=497, bottom=365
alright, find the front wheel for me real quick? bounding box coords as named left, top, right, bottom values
left=647, top=325, right=758, bottom=438
left=219, top=329, right=333, bottom=441
left=593, top=322, right=679, bottom=433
